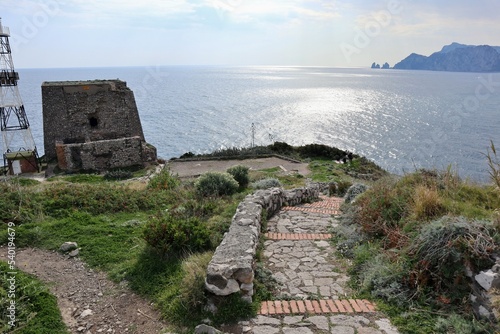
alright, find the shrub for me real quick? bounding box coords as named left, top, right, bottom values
left=143, top=212, right=211, bottom=256
left=180, top=151, right=195, bottom=159
left=254, top=263, right=279, bottom=301
left=195, top=172, right=239, bottom=197
left=435, top=314, right=489, bottom=334
left=296, top=143, right=347, bottom=160
left=227, top=165, right=250, bottom=188
left=345, top=183, right=368, bottom=203
left=148, top=166, right=180, bottom=190
left=409, top=216, right=496, bottom=299
left=358, top=253, right=410, bottom=307
left=354, top=177, right=411, bottom=237
left=104, top=169, right=133, bottom=180
left=251, top=178, right=281, bottom=190
left=332, top=223, right=366, bottom=259
left=267, top=141, right=294, bottom=155
left=336, top=180, right=353, bottom=196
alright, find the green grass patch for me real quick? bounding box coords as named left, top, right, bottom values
left=0, top=262, right=68, bottom=334
left=0, top=169, right=248, bottom=333
left=62, top=174, right=104, bottom=184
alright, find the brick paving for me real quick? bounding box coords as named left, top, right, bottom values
left=264, top=233, right=332, bottom=241
left=282, top=196, right=342, bottom=216
left=248, top=196, right=400, bottom=334
left=257, top=299, right=376, bottom=316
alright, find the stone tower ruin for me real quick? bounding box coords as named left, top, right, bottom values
left=42, top=80, right=156, bottom=172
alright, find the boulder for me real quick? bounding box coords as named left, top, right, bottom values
left=194, top=324, right=225, bottom=334
left=60, top=242, right=78, bottom=253
left=68, top=249, right=79, bottom=257
left=475, top=270, right=500, bottom=291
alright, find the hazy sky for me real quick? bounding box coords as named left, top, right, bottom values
left=2, top=0, right=500, bottom=68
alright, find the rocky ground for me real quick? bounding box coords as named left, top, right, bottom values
left=0, top=247, right=168, bottom=334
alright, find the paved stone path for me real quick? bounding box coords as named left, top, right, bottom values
left=248, top=196, right=400, bottom=334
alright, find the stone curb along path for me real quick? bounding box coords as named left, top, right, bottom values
left=248, top=196, right=400, bottom=334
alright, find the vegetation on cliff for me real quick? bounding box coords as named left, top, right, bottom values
left=334, top=157, right=500, bottom=332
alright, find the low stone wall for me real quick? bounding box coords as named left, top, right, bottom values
left=205, top=184, right=321, bottom=302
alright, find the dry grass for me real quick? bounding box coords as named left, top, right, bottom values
left=484, top=141, right=500, bottom=190
left=411, top=185, right=445, bottom=221
left=179, top=252, right=214, bottom=309
left=354, top=176, right=410, bottom=238
left=490, top=288, right=500, bottom=319
left=125, top=180, right=148, bottom=191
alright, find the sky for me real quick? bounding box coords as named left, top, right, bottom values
left=2, top=0, right=500, bottom=68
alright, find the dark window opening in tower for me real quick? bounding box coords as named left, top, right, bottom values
left=89, top=117, right=98, bottom=128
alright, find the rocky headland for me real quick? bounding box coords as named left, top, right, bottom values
left=393, top=42, right=500, bottom=72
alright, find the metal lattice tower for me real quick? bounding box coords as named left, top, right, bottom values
left=0, top=18, right=39, bottom=173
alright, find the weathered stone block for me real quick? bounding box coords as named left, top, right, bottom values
left=205, top=279, right=240, bottom=296
left=475, top=270, right=500, bottom=291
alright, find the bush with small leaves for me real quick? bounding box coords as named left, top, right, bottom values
left=143, top=212, right=211, bottom=256
left=358, top=253, right=410, bottom=307
left=409, top=216, right=496, bottom=299
left=148, top=166, right=180, bottom=190
left=336, top=180, right=353, bottom=197
left=104, top=169, right=133, bottom=180
left=345, top=183, right=369, bottom=203
left=435, top=314, right=489, bottom=334
left=195, top=172, right=239, bottom=197
left=251, top=178, right=282, bottom=190
left=227, top=165, right=250, bottom=188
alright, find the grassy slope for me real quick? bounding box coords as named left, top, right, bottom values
left=1, top=160, right=309, bottom=332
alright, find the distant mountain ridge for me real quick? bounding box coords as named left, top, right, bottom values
left=393, top=43, right=500, bottom=72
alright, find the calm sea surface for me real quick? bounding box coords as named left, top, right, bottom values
left=16, top=66, right=500, bottom=182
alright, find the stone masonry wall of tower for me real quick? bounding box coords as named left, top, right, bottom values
left=42, top=80, right=145, bottom=161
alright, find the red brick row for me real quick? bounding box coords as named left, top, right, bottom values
left=264, top=233, right=332, bottom=240
left=258, top=299, right=376, bottom=316
left=282, top=206, right=340, bottom=215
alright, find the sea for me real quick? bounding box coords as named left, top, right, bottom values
left=15, top=66, right=500, bottom=182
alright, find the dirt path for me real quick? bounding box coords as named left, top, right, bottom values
left=0, top=247, right=168, bottom=334
left=168, top=157, right=310, bottom=178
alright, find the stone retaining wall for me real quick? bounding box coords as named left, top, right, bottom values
left=205, top=184, right=321, bottom=302
left=55, top=137, right=156, bottom=172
